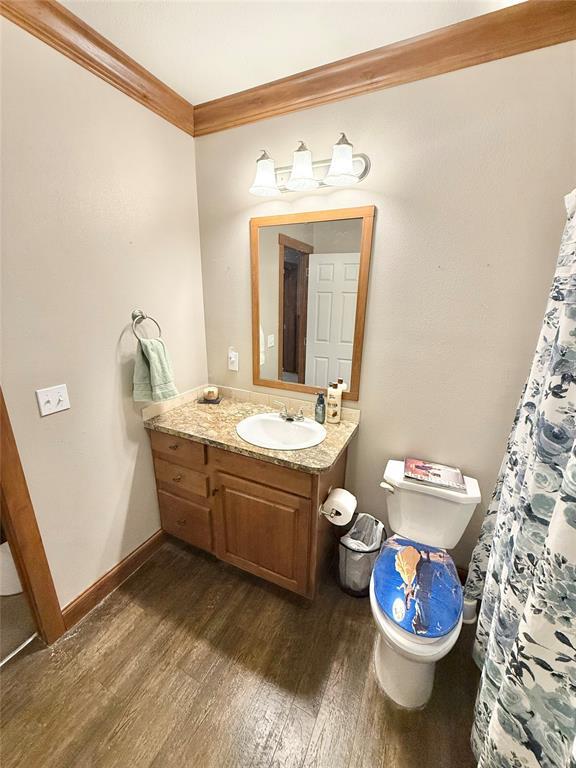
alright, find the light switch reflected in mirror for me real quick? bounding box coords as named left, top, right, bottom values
left=251, top=207, right=375, bottom=401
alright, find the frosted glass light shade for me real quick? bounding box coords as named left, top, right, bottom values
left=286, top=141, right=319, bottom=191
left=324, top=133, right=358, bottom=186
left=249, top=150, right=279, bottom=196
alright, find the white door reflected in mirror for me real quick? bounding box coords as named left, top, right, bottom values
left=306, top=252, right=359, bottom=388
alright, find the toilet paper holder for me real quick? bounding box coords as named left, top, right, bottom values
left=319, top=487, right=357, bottom=526
left=320, top=505, right=347, bottom=522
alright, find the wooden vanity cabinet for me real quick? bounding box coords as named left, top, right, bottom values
left=147, top=429, right=347, bottom=598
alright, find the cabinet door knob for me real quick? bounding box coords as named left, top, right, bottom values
left=173, top=474, right=183, bottom=483
left=169, top=443, right=179, bottom=451
left=212, top=488, right=219, bottom=496
left=176, top=518, right=186, bottom=526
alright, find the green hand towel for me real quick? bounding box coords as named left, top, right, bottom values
left=133, top=338, right=178, bottom=402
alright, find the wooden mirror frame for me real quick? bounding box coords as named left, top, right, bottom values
left=250, top=205, right=375, bottom=401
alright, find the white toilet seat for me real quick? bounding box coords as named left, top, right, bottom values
left=370, top=578, right=462, bottom=663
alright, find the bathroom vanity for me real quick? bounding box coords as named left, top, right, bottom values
left=145, top=399, right=357, bottom=598
left=143, top=206, right=373, bottom=599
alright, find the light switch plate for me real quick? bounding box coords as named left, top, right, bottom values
left=36, top=384, right=70, bottom=417
left=227, top=347, right=239, bottom=372
left=267, top=334, right=275, bottom=348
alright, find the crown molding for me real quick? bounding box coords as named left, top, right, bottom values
left=2, top=1, right=574, bottom=139
left=193, top=1, right=576, bottom=136
left=0, top=0, right=195, bottom=136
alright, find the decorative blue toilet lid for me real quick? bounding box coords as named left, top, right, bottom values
left=373, top=535, right=463, bottom=639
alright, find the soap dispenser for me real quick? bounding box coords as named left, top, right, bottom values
left=315, top=392, right=326, bottom=424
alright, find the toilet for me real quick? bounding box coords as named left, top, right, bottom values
left=370, top=459, right=480, bottom=709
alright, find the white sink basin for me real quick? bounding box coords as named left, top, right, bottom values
left=236, top=413, right=327, bottom=451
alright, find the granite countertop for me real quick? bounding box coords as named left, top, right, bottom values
left=144, top=398, right=358, bottom=473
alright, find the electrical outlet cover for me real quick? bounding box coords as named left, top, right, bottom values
left=228, top=348, right=239, bottom=372
left=36, top=384, right=70, bottom=417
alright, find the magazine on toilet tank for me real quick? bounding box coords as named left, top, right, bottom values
left=403, top=458, right=466, bottom=492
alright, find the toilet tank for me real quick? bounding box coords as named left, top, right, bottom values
left=382, top=460, right=481, bottom=549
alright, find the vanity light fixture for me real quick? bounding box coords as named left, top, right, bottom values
left=249, top=134, right=370, bottom=196
left=286, top=141, right=319, bottom=191
left=249, top=150, right=280, bottom=196
left=324, top=133, right=358, bottom=187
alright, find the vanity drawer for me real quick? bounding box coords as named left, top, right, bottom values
left=158, top=491, right=212, bottom=552
left=208, top=446, right=312, bottom=498
left=149, top=430, right=206, bottom=469
left=154, top=457, right=209, bottom=499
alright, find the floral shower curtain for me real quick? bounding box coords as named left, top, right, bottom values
left=464, top=189, right=576, bottom=768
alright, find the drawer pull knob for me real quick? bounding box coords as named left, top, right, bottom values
left=173, top=474, right=183, bottom=483
left=169, top=444, right=179, bottom=451
left=212, top=488, right=219, bottom=496
left=176, top=518, right=186, bottom=526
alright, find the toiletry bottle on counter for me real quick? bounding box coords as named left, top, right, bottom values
left=315, top=392, right=326, bottom=424
left=326, top=382, right=342, bottom=424
left=336, top=378, right=347, bottom=393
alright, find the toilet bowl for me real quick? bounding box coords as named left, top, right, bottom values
left=370, top=460, right=480, bottom=709
left=370, top=552, right=463, bottom=708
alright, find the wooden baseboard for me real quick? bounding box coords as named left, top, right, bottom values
left=62, top=530, right=166, bottom=630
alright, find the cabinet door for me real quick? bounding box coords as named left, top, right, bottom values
left=213, top=473, right=311, bottom=596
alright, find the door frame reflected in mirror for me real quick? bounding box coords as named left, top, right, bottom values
left=278, top=233, right=313, bottom=385
left=250, top=205, right=375, bottom=401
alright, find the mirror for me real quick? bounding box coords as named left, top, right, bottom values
left=251, top=206, right=375, bottom=400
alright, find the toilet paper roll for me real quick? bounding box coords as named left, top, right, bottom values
left=321, top=488, right=357, bottom=526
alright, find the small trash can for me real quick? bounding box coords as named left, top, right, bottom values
left=338, top=513, right=386, bottom=596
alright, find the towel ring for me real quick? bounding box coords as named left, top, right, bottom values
left=131, top=309, right=162, bottom=341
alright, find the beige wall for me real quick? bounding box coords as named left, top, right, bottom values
left=196, top=43, right=576, bottom=567
left=1, top=22, right=208, bottom=607
left=312, top=219, right=363, bottom=254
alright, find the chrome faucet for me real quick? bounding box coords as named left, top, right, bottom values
left=274, top=401, right=305, bottom=422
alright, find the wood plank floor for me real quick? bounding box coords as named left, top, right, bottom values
left=0, top=540, right=480, bottom=767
